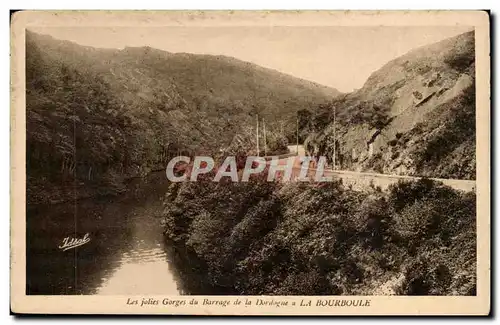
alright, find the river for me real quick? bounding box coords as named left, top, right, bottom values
left=26, top=172, right=182, bottom=295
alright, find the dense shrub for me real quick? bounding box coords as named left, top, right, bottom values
left=162, top=177, right=476, bottom=296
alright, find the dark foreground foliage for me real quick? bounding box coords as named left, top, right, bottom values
left=162, top=178, right=476, bottom=295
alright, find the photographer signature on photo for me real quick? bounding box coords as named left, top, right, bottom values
left=58, top=233, right=91, bottom=251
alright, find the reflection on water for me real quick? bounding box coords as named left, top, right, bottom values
left=97, top=247, right=178, bottom=295
left=26, top=173, right=180, bottom=295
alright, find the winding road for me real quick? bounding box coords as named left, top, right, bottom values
left=274, top=146, right=476, bottom=192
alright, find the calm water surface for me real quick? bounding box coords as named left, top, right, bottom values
left=26, top=173, right=181, bottom=295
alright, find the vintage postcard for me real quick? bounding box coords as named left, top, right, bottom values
left=10, top=10, right=490, bottom=315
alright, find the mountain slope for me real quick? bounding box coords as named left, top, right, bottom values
left=304, top=31, right=475, bottom=180
left=27, top=31, right=339, bottom=127
left=26, top=30, right=339, bottom=204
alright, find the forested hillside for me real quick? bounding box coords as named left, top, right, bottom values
left=163, top=177, right=476, bottom=295
left=303, top=31, right=475, bottom=180
left=26, top=31, right=339, bottom=204
left=158, top=30, right=477, bottom=297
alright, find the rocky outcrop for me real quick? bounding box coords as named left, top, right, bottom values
left=306, top=31, right=475, bottom=180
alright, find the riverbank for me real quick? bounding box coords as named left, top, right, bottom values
left=162, top=178, right=476, bottom=295
left=27, top=169, right=169, bottom=206
left=26, top=178, right=122, bottom=206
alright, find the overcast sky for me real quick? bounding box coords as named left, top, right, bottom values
left=31, top=26, right=472, bottom=92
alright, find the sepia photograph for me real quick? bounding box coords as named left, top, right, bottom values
left=10, top=10, right=490, bottom=315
